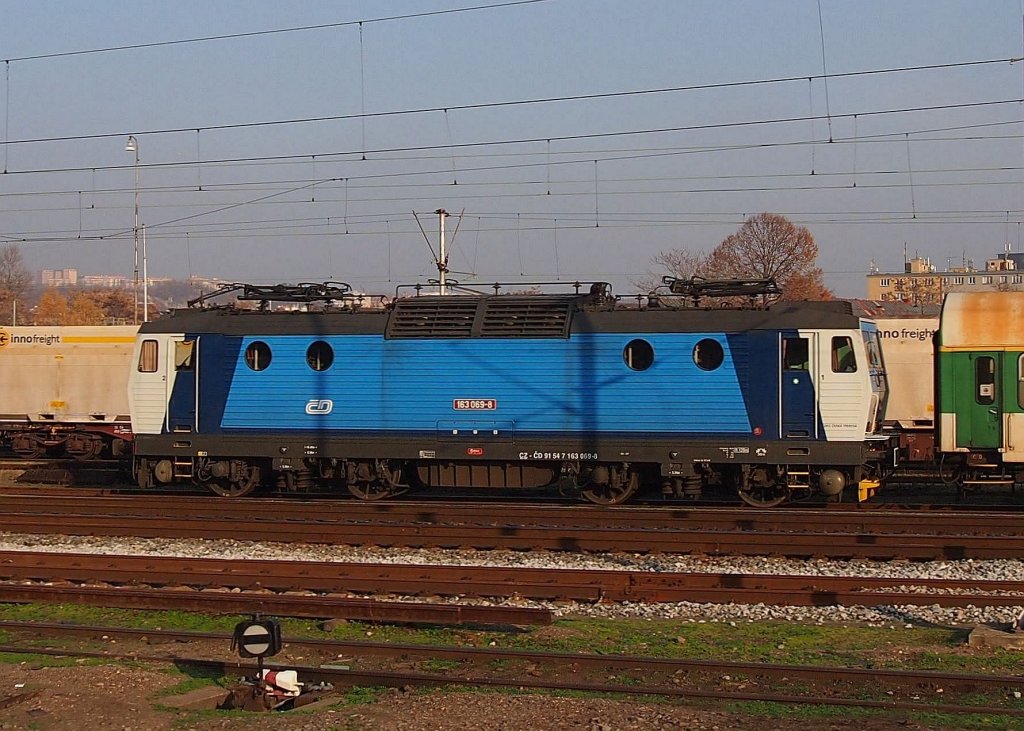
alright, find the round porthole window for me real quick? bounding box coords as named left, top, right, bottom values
left=306, top=341, right=334, bottom=371
left=693, top=338, right=724, bottom=371
left=244, top=341, right=272, bottom=371
left=623, top=339, right=654, bottom=371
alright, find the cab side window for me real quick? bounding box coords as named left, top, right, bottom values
left=138, top=340, right=158, bottom=373
left=831, top=336, right=857, bottom=373
left=175, top=341, right=195, bottom=371
left=783, top=337, right=809, bottom=371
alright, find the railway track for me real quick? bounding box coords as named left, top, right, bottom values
left=0, top=494, right=1022, bottom=559
left=2, top=622, right=1023, bottom=717
left=0, top=550, right=1020, bottom=609
left=0, top=583, right=549, bottom=625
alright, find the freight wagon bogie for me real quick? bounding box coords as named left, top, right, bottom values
left=7, top=425, right=130, bottom=460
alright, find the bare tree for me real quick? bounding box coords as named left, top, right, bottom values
left=0, top=244, right=32, bottom=323
left=635, top=249, right=717, bottom=292
left=0, top=244, right=32, bottom=297
left=707, top=213, right=832, bottom=300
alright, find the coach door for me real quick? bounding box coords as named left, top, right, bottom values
left=1006, top=354, right=1024, bottom=462
left=953, top=352, right=1001, bottom=449
left=780, top=333, right=818, bottom=438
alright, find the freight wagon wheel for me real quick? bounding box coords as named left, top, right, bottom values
left=70, top=436, right=102, bottom=461
left=11, top=435, right=47, bottom=459
left=581, top=466, right=639, bottom=505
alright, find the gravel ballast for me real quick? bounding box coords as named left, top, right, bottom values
left=0, top=532, right=1020, bottom=628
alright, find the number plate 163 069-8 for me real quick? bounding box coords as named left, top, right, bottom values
left=452, top=399, right=497, bottom=410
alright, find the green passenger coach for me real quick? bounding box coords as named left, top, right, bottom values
left=937, top=291, right=1024, bottom=487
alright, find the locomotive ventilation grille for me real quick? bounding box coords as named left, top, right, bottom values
left=386, top=295, right=577, bottom=338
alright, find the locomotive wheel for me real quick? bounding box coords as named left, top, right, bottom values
left=738, top=483, right=790, bottom=508
left=205, top=464, right=260, bottom=498
left=581, top=467, right=639, bottom=505
left=347, top=460, right=408, bottom=501
left=347, top=481, right=397, bottom=501
left=207, top=479, right=255, bottom=498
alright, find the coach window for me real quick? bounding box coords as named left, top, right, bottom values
left=175, top=341, right=195, bottom=371
left=1018, top=355, right=1024, bottom=408
left=623, top=339, right=654, bottom=371
left=306, top=341, right=334, bottom=371
left=693, top=338, right=724, bottom=371
left=831, top=336, right=857, bottom=373
left=245, top=341, right=272, bottom=371
left=783, top=337, right=809, bottom=371
left=976, top=356, right=995, bottom=405
left=138, top=339, right=158, bottom=373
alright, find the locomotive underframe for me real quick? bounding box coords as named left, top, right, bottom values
left=133, top=431, right=889, bottom=505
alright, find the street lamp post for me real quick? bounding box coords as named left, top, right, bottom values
left=141, top=224, right=148, bottom=323
left=125, top=135, right=140, bottom=324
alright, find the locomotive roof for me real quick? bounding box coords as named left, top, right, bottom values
left=139, top=296, right=866, bottom=337
left=940, top=291, right=1024, bottom=348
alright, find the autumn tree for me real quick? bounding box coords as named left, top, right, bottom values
left=707, top=213, right=831, bottom=300
left=79, top=288, right=135, bottom=322
left=0, top=244, right=33, bottom=324
left=66, top=292, right=107, bottom=325
left=647, top=213, right=832, bottom=302
left=33, top=289, right=69, bottom=325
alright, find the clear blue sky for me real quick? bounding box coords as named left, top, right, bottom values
left=1, top=0, right=1021, bottom=297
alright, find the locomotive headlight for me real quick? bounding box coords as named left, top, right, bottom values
left=753, top=426, right=763, bottom=436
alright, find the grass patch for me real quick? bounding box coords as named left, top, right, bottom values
left=0, top=603, right=244, bottom=634
left=151, top=669, right=227, bottom=699
left=728, top=700, right=890, bottom=722
left=0, top=650, right=106, bottom=668
left=339, top=686, right=391, bottom=705
left=729, top=701, right=1024, bottom=729
left=0, top=602, right=1019, bottom=680
left=419, top=658, right=463, bottom=673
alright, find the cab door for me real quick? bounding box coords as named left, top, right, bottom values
left=781, top=333, right=818, bottom=438
left=953, top=352, right=1001, bottom=449
left=166, top=338, right=198, bottom=433
left=129, top=335, right=175, bottom=435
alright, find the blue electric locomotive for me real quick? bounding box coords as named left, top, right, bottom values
left=128, top=280, right=891, bottom=506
